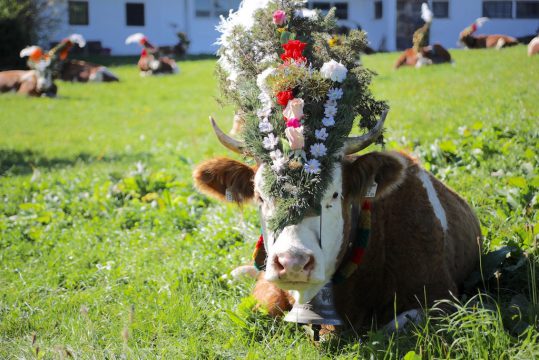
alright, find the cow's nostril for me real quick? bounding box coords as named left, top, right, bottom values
left=304, top=255, right=315, bottom=272
left=273, top=256, right=284, bottom=272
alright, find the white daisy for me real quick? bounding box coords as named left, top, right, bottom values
left=304, top=159, right=321, bottom=174
left=324, top=104, right=338, bottom=117
left=327, top=88, right=344, bottom=101
left=315, top=128, right=329, bottom=141
left=259, top=120, right=274, bottom=133
left=310, top=143, right=327, bottom=158
left=271, top=156, right=287, bottom=173
left=322, top=117, right=335, bottom=127
left=262, top=133, right=279, bottom=150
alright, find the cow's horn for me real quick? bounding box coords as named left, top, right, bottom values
left=210, top=116, right=244, bottom=154
left=343, top=110, right=388, bottom=155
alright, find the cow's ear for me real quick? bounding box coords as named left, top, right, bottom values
left=193, top=157, right=256, bottom=203
left=344, top=151, right=409, bottom=200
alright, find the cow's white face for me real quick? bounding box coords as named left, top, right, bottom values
left=254, top=164, right=345, bottom=303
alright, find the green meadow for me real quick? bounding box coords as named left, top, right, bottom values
left=0, top=46, right=538, bottom=358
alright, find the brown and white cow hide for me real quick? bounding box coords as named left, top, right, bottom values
left=138, top=55, right=178, bottom=76
left=60, top=60, right=119, bottom=82
left=394, top=44, right=452, bottom=69
left=0, top=70, right=57, bottom=97
left=194, top=151, right=482, bottom=328
left=460, top=34, right=518, bottom=49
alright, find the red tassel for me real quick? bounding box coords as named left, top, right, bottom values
left=256, top=234, right=264, bottom=249
left=351, top=248, right=365, bottom=264
left=362, top=200, right=371, bottom=211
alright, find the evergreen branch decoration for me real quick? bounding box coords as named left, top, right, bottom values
left=217, top=0, right=387, bottom=232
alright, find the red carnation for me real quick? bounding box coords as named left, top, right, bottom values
left=280, top=40, right=307, bottom=63
left=276, top=90, right=294, bottom=106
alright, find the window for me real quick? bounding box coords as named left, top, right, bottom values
left=516, top=1, right=539, bottom=18
left=126, top=3, right=145, bottom=26
left=310, top=2, right=349, bottom=20
left=375, top=1, right=383, bottom=19
left=196, top=0, right=241, bottom=18
left=482, top=1, right=513, bottom=18
left=432, top=1, right=449, bottom=18
left=68, top=1, right=89, bottom=25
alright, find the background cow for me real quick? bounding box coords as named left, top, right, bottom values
left=126, top=33, right=178, bottom=76
left=193, top=117, right=482, bottom=329
left=0, top=47, right=57, bottom=97
left=395, top=3, right=452, bottom=69
left=394, top=44, right=452, bottom=69
left=49, top=34, right=119, bottom=82
left=459, top=18, right=518, bottom=49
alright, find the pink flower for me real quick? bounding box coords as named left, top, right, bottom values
left=273, top=10, right=287, bottom=26
left=283, top=98, right=304, bottom=120
left=286, top=118, right=301, bottom=128
left=285, top=126, right=304, bottom=150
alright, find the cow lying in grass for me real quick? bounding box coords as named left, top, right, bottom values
left=0, top=47, right=57, bottom=97
left=49, top=34, right=120, bottom=82
left=126, top=33, right=178, bottom=76
left=394, top=44, right=452, bottom=69
left=459, top=18, right=518, bottom=49
left=193, top=116, right=482, bottom=329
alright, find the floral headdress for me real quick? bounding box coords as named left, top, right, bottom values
left=216, top=0, right=387, bottom=232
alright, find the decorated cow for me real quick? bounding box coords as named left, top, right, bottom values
left=0, top=46, right=57, bottom=97
left=125, top=33, right=179, bottom=76
left=48, top=34, right=119, bottom=82
left=395, top=3, right=452, bottom=69
left=193, top=0, right=482, bottom=331
left=459, top=18, right=518, bottom=49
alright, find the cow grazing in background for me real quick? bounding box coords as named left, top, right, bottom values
left=528, top=36, right=539, bottom=56
left=125, top=33, right=179, bottom=76
left=395, top=3, right=452, bottom=69
left=0, top=47, right=57, bottom=97
left=459, top=17, right=518, bottom=49
left=394, top=44, right=452, bottom=69
left=48, top=34, right=119, bottom=82
left=192, top=116, right=482, bottom=328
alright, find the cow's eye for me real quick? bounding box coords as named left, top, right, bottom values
left=255, top=193, right=264, bottom=204
left=332, top=192, right=339, bottom=199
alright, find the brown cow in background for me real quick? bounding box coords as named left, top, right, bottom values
left=459, top=17, right=518, bottom=49
left=0, top=47, right=57, bottom=97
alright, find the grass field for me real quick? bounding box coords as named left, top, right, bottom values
left=0, top=46, right=538, bottom=358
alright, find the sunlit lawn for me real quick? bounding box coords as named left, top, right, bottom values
left=0, top=46, right=538, bottom=358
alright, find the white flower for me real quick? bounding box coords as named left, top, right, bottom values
left=315, top=128, right=329, bottom=141
left=324, top=104, right=338, bottom=117
left=259, top=120, right=273, bottom=133
left=328, top=88, right=343, bottom=100
left=270, top=149, right=283, bottom=160
left=304, top=159, right=321, bottom=174
left=256, top=67, right=276, bottom=92
left=271, top=157, right=287, bottom=173
left=325, top=99, right=337, bottom=107
left=322, top=117, right=335, bottom=127
left=310, top=143, right=327, bottom=158
left=257, top=106, right=272, bottom=118
left=262, top=133, right=279, bottom=150
left=320, top=60, right=348, bottom=83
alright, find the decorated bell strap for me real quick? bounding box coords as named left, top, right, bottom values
left=253, top=234, right=267, bottom=271
left=332, top=199, right=372, bottom=284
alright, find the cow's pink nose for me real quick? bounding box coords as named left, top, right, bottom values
left=274, top=252, right=315, bottom=277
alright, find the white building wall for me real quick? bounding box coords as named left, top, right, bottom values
left=55, top=0, right=188, bottom=55
left=51, top=0, right=539, bottom=55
